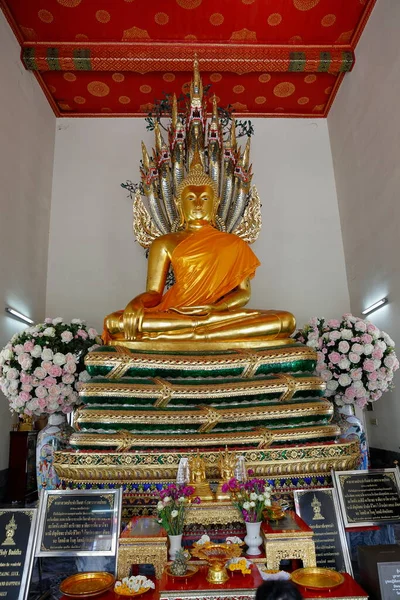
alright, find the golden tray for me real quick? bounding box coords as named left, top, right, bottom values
left=291, top=567, right=344, bottom=590
left=60, top=572, right=115, bottom=598
left=165, top=565, right=199, bottom=579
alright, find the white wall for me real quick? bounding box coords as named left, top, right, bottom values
left=47, top=117, right=350, bottom=334
left=328, top=0, right=400, bottom=453
left=0, top=13, right=56, bottom=469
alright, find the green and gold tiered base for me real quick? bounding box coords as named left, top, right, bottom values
left=55, top=341, right=360, bottom=492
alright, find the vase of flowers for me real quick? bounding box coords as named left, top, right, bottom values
left=221, top=470, right=272, bottom=556
left=155, top=483, right=200, bottom=560
left=0, top=317, right=101, bottom=491
left=294, top=314, right=399, bottom=409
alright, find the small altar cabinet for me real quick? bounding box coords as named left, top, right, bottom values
left=118, top=516, right=168, bottom=580
left=262, top=511, right=317, bottom=570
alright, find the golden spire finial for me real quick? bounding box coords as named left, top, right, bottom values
left=211, top=95, right=219, bottom=124
left=154, top=121, right=165, bottom=154
left=189, top=142, right=204, bottom=172
left=171, top=94, right=178, bottom=130
left=230, top=121, right=237, bottom=149
left=242, top=137, right=251, bottom=169
left=190, top=55, right=203, bottom=104
left=141, top=141, right=150, bottom=170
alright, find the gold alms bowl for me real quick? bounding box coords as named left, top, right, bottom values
left=191, top=542, right=242, bottom=584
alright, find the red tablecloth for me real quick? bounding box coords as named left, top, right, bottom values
left=60, top=570, right=367, bottom=600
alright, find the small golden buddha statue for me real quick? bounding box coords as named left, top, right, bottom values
left=188, top=451, right=215, bottom=502
left=216, top=448, right=237, bottom=502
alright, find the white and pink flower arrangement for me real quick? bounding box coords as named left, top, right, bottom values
left=0, top=318, right=101, bottom=417
left=295, top=314, right=399, bottom=409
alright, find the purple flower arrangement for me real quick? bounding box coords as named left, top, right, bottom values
left=221, top=470, right=272, bottom=523
left=155, top=483, right=200, bottom=535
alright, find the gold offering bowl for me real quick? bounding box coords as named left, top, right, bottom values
left=191, top=543, right=242, bottom=585
left=263, top=503, right=286, bottom=522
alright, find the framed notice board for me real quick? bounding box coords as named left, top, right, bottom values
left=0, top=508, right=37, bottom=600
left=294, top=488, right=352, bottom=575
left=35, top=488, right=122, bottom=557
left=333, top=469, right=400, bottom=527
left=378, top=562, right=400, bottom=600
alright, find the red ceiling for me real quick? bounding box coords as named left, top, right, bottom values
left=1, top=0, right=376, bottom=118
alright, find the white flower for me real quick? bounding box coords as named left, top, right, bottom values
left=21, top=357, right=32, bottom=371
left=178, top=496, right=185, bottom=503
left=61, top=331, right=74, bottom=343
left=326, top=380, right=339, bottom=391
left=264, top=499, right=272, bottom=507
left=321, top=369, right=333, bottom=382
left=163, top=496, right=171, bottom=504
left=338, top=341, right=350, bottom=353
left=376, top=340, right=387, bottom=352
left=52, top=318, right=63, bottom=325
left=71, top=318, right=84, bottom=325
left=382, top=332, right=395, bottom=347
left=157, top=501, right=164, bottom=511
left=171, top=510, right=179, bottom=518
left=373, top=359, right=381, bottom=369
left=6, top=368, right=19, bottom=381
left=2, top=348, right=13, bottom=361
left=41, top=348, right=53, bottom=361
left=341, top=329, right=353, bottom=340
left=30, top=345, right=42, bottom=358
left=258, top=494, right=265, bottom=501
left=338, top=374, right=352, bottom=387
left=355, top=321, right=367, bottom=332
left=34, top=367, right=46, bottom=379
left=349, top=352, right=361, bottom=363
left=352, top=343, right=364, bottom=355
left=364, top=344, right=374, bottom=355
left=338, top=358, right=350, bottom=370
left=14, top=345, right=24, bottom=355
left=306, top=340, right=318, bottom=349
left=43, top=327, right=56, bottom=337
left=353, top=380, right=363, bottom=389
left=78, top=370, right=91, bottom=382
left=243, top=502, right=250, bottom=510
left=250, top=492, right=258, bottom=501
left=88, top=328, right=98, bottom=340
left=35, top=385, right=47, bottom=398
left=249, top=501, right=256, bottom=508
left=53, top=352, right=67, bottom=366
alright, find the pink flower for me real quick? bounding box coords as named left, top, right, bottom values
left=20, top=373, right=32, bottom=385
left=49, top=365, right=62, bottom=378
left=23, top=341, right=34, bottom=353
left=6, top=369, right=18, bottom=381
left=44, top=376, right=57, bottom=387
left=354, top=321, right=367, bottom=332
left=41, top=361, right=53, bottom=373
left=361, top=333, right=373, bottom=344
left=329, top=331, right=341, bottom=341
left=62, top=374, right=75, bottom=385
left=327, top=319, right=341, bottom=329
left=329, top=352, right=341, bottom=364
left=88, top=328, right=98, bottom=339
left=368, top=371, right=378, bottom=381
left=338, top=341, right=350, bottom=353
left=77, top=329, right=88, bottom=340
left=364, top=359, right=376, bottom=373
left=64, top=362, right=76, bottom=374
left=344, top=386, right=356, bottom=399
left=44, top=318, right=53, bottom=324
left=372, top=348, right=383, bottom=360
left=351, top=343, right=364, bottom=355
left=21, top=384, right=33, bottom=392
left=61, top=331, right=73, bottom=343
left=37, top=398, right=47, bottom=410
left=356, top=397, right=368, bottom=408
left=384, top=355, right=396, bottom=369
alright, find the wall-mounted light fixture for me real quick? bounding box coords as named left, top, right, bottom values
left=361, top=298, right=388, bottom=316
left=5, top=307, right=34, bottom=325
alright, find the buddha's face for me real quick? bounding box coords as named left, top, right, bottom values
left=180, top=185, right=215, bottom=226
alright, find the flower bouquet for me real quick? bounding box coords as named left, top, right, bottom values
left=221, top=471, right=272, bottom=523
left=294, top=314, right=399, bottom=408
left=0, top=318, right=101, bottom=416
left=155, top=483, right=199, bottom=535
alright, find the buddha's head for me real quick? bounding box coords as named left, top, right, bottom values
left=175, top=149, right=220, bottom=229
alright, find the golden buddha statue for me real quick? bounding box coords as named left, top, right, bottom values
left=188, top=451, right=215, bottom=502
left=216, top=447, right=237, bottom=502
left=102, top=59, right=295, bottom=347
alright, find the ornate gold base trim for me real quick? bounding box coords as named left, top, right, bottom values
left=54, top=439, right=360, bottom=484
left=107, top=338, right=296, bottom=351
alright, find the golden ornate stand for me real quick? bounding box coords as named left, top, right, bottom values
left=118, top=516, right=168, bottom=580
left=261, top=511, right=316, bottom=570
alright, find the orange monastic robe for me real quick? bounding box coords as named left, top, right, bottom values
left=151, top=225, right=260, bottom=312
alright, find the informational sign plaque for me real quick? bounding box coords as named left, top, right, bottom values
left=35, top=488, right=122, bottom=557
left=294, top=488, right=352, bottom=575
left=378, top=562, right=400, bottom=600
left=333, top=469, right=400, bottom=527
left=0, top=508, right=37, bottom=600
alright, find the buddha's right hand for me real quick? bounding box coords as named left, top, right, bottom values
left=123, top=300, right=144, bottom=340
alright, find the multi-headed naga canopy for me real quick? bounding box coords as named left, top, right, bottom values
left=133, top=58, right=261, bottom=248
